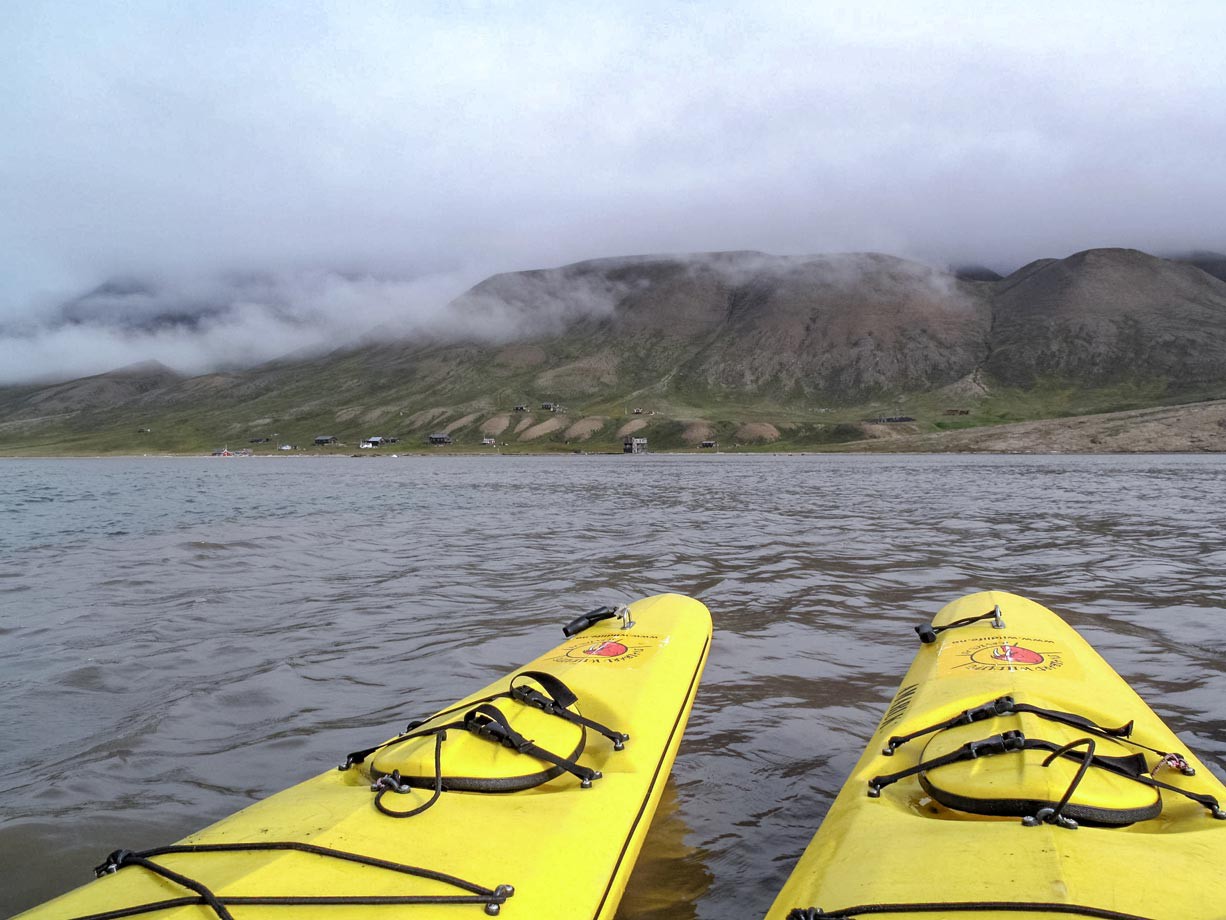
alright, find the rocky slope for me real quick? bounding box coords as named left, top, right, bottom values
left=0, top=361, right=181, bottom=417
left=3, top=247, right=1226, bottom=454
left=448, top=251, right=993, bottom=397
left=986, top=249, right=1226, bottom=387
left=846, top=399, right=1226, bottom=453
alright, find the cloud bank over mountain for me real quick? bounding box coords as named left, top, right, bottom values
left=2, top=1, right=1224, bottom=382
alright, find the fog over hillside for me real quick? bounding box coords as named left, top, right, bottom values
left=5, top=245, right=1226, bottom=392
left=4, top=246, right=1226, bottom=456
left=2, top=3, right=1223, bottom=383
left=0, top=269, right=484, bottom=384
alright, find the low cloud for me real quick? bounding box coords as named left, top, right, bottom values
left=0, top=260, right=666, bottom=384
left=443, top=265, right=643, bottom=341
left=2, top=2, right=1223, bottom=384
left=0, top=269, right=482, bottom=384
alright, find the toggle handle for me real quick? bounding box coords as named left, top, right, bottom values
left=562, top=605, right=619, bottom=637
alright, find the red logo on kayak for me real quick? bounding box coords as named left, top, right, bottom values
left=951, top=638, right=1063, bottom=672
left=552, top=633, right=657, bottom=664
left=969, top=643, right=1044, bottom=667
left=583, top=640, right=628, bottom=658
left=988, top=644, right=1044, bottom=665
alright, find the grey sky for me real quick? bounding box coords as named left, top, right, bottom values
left=2, top=1, right=1224, bottom=381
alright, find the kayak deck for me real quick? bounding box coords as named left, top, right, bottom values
left=768, top=590, right=1226, bottom=920
left=19, top=593, right=712, bottom=920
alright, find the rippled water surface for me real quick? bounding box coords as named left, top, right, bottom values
left=2, top=454, right=1225, bottom=918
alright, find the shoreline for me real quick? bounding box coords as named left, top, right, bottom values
left=3, top=446, right=1225, bottom=460
left=5, top=398, right=1225, bottom=459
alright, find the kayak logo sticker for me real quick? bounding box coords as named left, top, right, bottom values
left=975, top=644, right=1045, bottom=666
left=941, top=636, right=1064, bottom=674
left=551, top=633, right=657, bottom=664
left=583, top=640, right=628, bottom=658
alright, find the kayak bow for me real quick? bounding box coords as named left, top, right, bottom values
left=768, top=590, right=1226, bottom=920
left=18, top=593, right=712, bottom=920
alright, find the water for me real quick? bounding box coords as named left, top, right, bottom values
left=1, top=454, right=1225, bottom=918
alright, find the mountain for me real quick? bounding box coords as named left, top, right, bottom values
left=950, top=264, right=1005, bottom=282
left=0, top=361, right=181, bottom=416
left=55, top=279, right=230, bottom=332
left=3, top=248, right=1226, bottom=455
left=987, top=249, right=1226, bottom=387
left=448, top=251, right=992, bottom=396
left=1169, top=251, right=1226, bottom=283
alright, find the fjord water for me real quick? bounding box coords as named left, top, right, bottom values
left=2, top=454, right=1225, bottom=919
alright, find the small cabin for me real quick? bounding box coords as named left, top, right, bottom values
left=481, top=437, right=497, bottom=446
left=314, top=436, right=338, bottom=445
left=943, top=408, right=970, bottom=416
left=623, top=436, right=648, bottom=454
left=633, top=407, right=644, bottom=415
left=362, top=436, right=385, bottom=447
left=513, top=404, right=529, bottom=412
left=428, top=433, right=452, bottom=445
left=541, top=402, right=556, bottom=412
left=700, top=440, right=717, bottom=449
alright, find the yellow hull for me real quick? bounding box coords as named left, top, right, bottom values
left=20, top=593, right=712, bottom=920
left=767, top=591, right=1226, bottom=920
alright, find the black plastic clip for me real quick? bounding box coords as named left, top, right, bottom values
left=469, top=714, right=534, bottom=754
left=511, top=685, right=557, bottom=714
left=964, top=696, right=1015, bottom=723
left=968, top=730, right=1025, bottom=759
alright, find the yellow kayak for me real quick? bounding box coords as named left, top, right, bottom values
left=19, top=593, right=712, bottom=920
left=768, top=590, right=1226, bottom=920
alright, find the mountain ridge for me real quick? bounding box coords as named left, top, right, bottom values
left=3, top=247, right=1226, bottom=454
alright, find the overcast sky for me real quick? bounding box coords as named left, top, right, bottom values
left=3, top=1, right=1225, bottom=382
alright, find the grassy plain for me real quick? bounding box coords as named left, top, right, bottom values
left=4, top=373, right=1225, bottom=457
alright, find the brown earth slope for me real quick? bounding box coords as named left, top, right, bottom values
left=848, top=400, right=1226, bottom=453
left=452, top=251, right=993, bottom=397
left=4, top=248, right=1226, bottom=454
left=987, top=249, right=1226, bottom=387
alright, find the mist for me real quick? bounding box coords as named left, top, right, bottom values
left=0, top=269, right=487, bottom=384
left=2, top=1, right=1224, bottom=384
